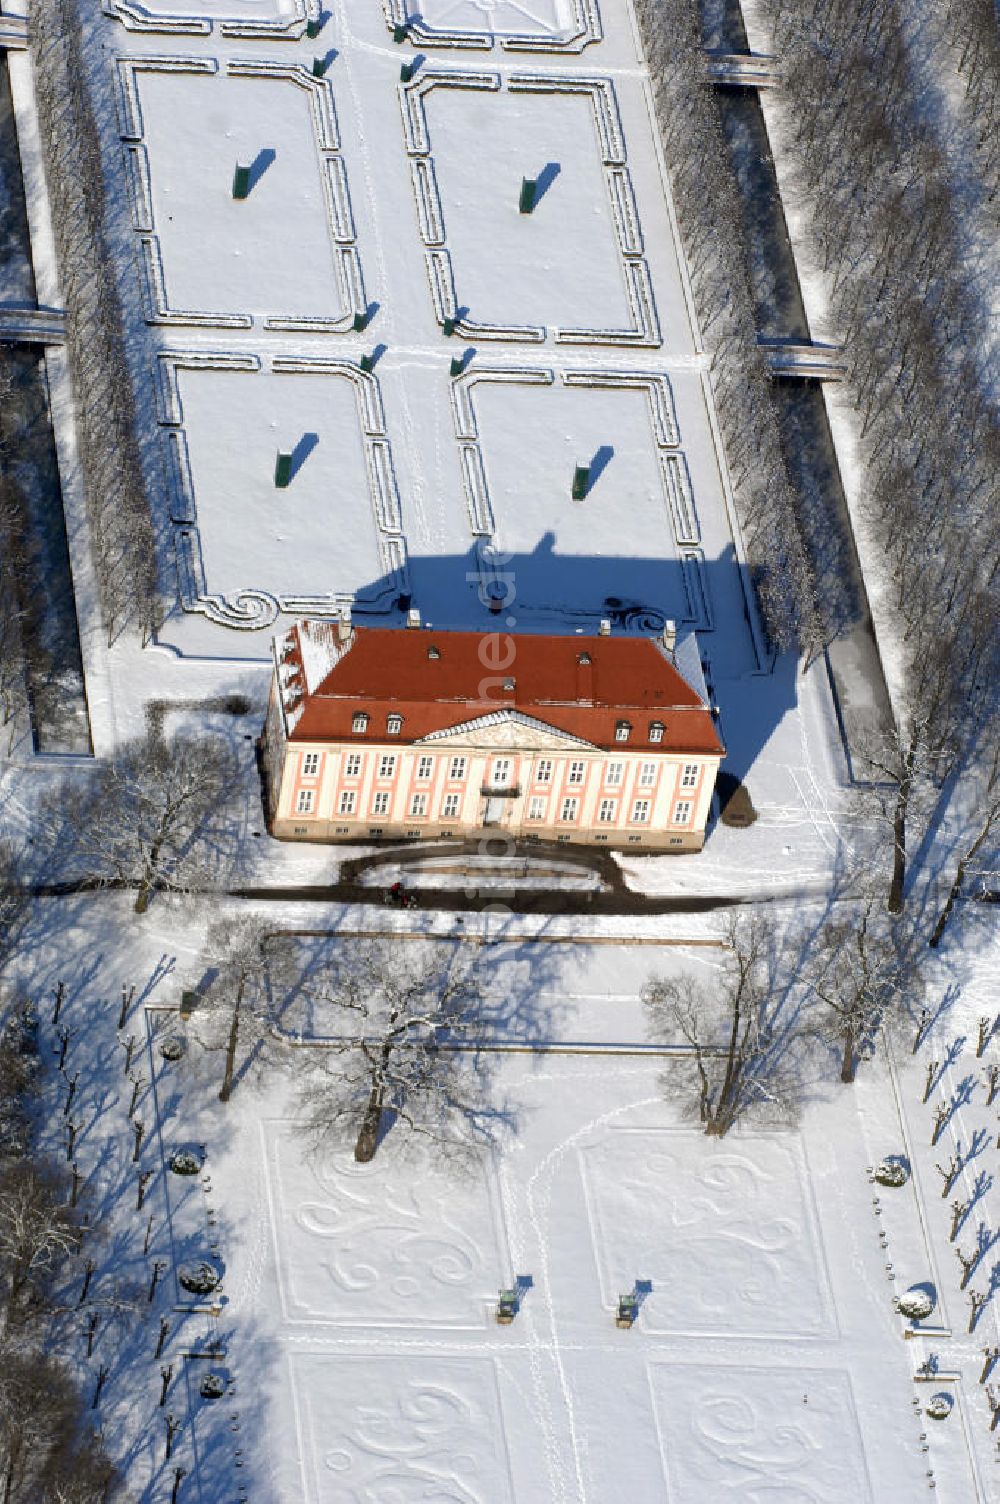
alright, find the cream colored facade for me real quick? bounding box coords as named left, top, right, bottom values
left=266, top=706, right=719, bottom=852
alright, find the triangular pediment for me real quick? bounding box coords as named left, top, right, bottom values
left=416, top=709, right=595, bottom=751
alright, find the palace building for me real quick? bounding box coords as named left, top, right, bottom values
left=261, top=618, right=724, bottom=852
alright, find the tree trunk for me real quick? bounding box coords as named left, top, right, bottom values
left=354, top=1078, right=384, bottom=1163
left=840, top=1029, right=857, bottom=1084
left=219, top=978, right=244, bottom=1103
left=134, top=830, right=165, bottom=914
left=929, top=859, right=966, bottom=949
left=887, top=746, right=915, bottom=914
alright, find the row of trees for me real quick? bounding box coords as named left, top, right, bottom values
left=188, top=902, right=914, bottom=1161
left=30, top=0, right=161, bottom=645
left=191, top=923, right=499, bottom=1164
left=645, top=904, right=910, bottom=1137
left=750, top=0, right=1000, bottom=918
left=933, top=0, right=998, bottom=206
left=0, top=1005, right=119, bottom=1501
left=0, top=478, right=30, bottom=750
left=632, top=0, right=824, bottom=657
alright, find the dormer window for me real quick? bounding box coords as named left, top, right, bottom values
left=649, top=721, right=664, bottom=744
left=352, top=712, right=369, bottom=734
left=386, top=713, right=403, bottom=736
left=615, top=720, right=632, bottom=742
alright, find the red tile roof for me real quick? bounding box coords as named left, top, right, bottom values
left=275, top=623, right=724, bottom=755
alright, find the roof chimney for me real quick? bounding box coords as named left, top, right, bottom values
left=336, top=607, right=352, bottom=642
left=662, top=619, right=677, bottom=655
left=599, top=618, right=611, bottom=636
left=576, top=650, right=594, bottom=703
left=406, top=606, right=421, bottom=629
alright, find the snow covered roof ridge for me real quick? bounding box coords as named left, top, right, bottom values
left=273, top=618, right=355, bottom=733
left=296, top=618, right=354, bottom=696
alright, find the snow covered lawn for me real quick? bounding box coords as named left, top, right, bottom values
left=209, top=1046, right=936, bottom=1502
left=164, top=360, right=403, bottom=621
left=124, top=66, right=347, bottom=326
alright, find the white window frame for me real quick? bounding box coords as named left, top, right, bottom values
left=295, top=789, right=314, bottom=814
left=560, top=797, right=579, bottom=823
left=536, top=759, right=553, bottom=784
left=449, top=756, right=467, bottom=781
left=377, top=754, right=396, bottom=780
left=410, top=792, right=428, bottom=817
left=649, top=722, right=664, bottom=744
left=615, top=720, right=631, bottom=742
left=417, top=755, right=433, bottom=781
left=598, top=798, right=617, bottom=823
left=527, top=795, right=546, bottom=821
left=639, top=761, right=657, bottom=787
left=302, top=751, right=320, bottom=777
left=344, top=753, right=361, bottom=779
left=606, top=762, right=623, bottom=787
left=568, top=760, right=585, bottom=785
left=631, top=798, right=650, bottom=824
left=352, top=712, right=369, bottom=734
left=442, top=792, right=460, bottom=820
left=372, top=790, right=390, bottom=816
left=386, top=713, right=403, bottom=736
left=492, top=757, right=512, bottom=786
left=673, top=800, right=692, bottom=824
left=681, top=763, right=699, bottom=788
left=338, top=790, right=356, bottom=815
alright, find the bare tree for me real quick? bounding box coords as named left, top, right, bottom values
left=930, top=741, right=1000, bottom=948
left=68, top=731, right=246, bottom=912
left=809, top=899, right=909, bottom=1081
left=0, top=1350, right=116, bottom=1504
left=292, top=940, right=495, bottom=1162
left=0, top=844, right=27, bottom=978
left=643, top=915, right=804, bottom=1137
left=0, top=1163, right=80, bottom=1325
left=196, top=916, right=289, bottom=1101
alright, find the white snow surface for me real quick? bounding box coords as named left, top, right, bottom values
left=12, top=894, right=1000, bottom=1503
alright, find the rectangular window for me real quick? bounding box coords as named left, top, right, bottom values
left=295, top=789, right=314, bottom=814
left=639, top=761, right=657, bottom=787
left=442, top=793, right=460, bottom=819
left=386, top=713, right=403, bottom=736
left=673, top=800, right=692, bottom=824
left=352, top=712, right=368, bottom=734
left=492, top=757, right=512, bottom=786
left=372, top=791, right=390, bottom=816
left=302, top=752, right=320, bottom=777
left=449, top=756, right=467, bottom=781
left=535, top=759, right=553, bottom=784
left=527, top=795, right=546, bottom=821
left=615, top=720, right=631, bottom=742
left=681, top=763, right=699, bottom=788
left=338, top=791, right=356, bottom=815
left=410, top=793, right=428, bottom=817
left=606, top=762, right=623, bottom=787
left=568, top=760, right=585, bottom=785
left=345, top=753, right=361, bottom=779
left=649, top=722, right=664, bottom=744
left=632, top=799, right=650, bottom=823
left=377, top=754, right=396, bottom=779
left=598, top=798, right=616, bottom=823
left=560, top=797, right=579, bottom=822
left=417, top=755, right=433, bottom=780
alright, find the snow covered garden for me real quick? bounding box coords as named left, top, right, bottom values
left=0, top=0, right=994, bottom=1496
